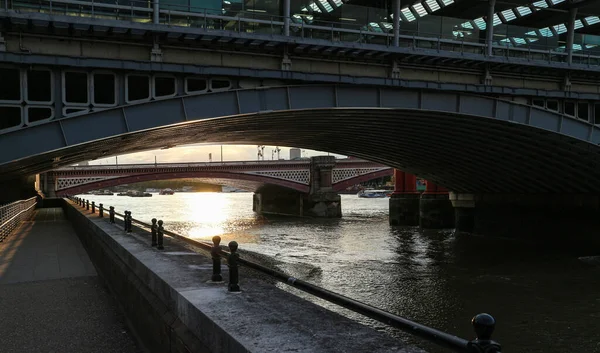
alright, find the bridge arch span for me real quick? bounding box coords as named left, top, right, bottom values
left=3, top=85, right=600, bottom=194
left=56, top=171, right=310, bottom=196
left=332, top=169, right=394, bottom=193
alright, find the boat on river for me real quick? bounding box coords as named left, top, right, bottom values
left=357, top=189, right=390, bottom=198
left=90, top=189, right=113, bottom=195
left=117, top=190, right=152, bottom=197
left=159, top=188, right=174, bottom=195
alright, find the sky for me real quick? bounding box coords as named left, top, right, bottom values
left=87, top=144, right=346, bottom=165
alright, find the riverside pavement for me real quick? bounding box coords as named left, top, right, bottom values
left=0, top=207, right=140, bottom=353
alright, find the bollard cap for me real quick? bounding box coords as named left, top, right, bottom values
left=228, top=241, right=238, bottom=252
left=151, top=218, right=157, bottom=224
left=212, top=236, right=221, bottom=246
left=472, top=313, right=495, bottom=340
left=158, top=220, right=163, bottom=226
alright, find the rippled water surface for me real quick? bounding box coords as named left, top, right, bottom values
left=81, top=192, right=600, bottom=353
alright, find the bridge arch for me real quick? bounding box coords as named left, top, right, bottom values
left=2, top=84, right=600, bottom=194
left=55, top=167, right=393, bottom=196
left=56, top=171, right=309, bottom=196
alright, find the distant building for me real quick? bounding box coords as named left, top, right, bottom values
left=289, top=148, right=301, bottom=160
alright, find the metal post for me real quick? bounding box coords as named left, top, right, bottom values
left=127, top=211, right=132, bottom=232
left=211, top=236, right=223, bottom=282
left=227, top=241, right=240, bottom=292
left=91, top=201, right=95, bottom=213
left=468, top=313, right=502, bottom=352
left=157, top=220, right=164, bottom=250
left=109, top=206, right=115, bottom=223
left=283, top=0, right=290, bottom=36
left=393, top=0, right=400, bottom=47
left=123, top=211, right=129, bottom=231
left=86, top=200, right=89, bottom=210
left=151, top=218, right=157, bottom=246
left=153, top=0, right=159, bottom=24
left=99, top=203, right=103, bottom=217
left=567, top=8, right=578, bottom=65
left=486, top=0, right=496, bottom=57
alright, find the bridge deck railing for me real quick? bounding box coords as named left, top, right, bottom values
left=68, top=195, right=502, bottom=353
left=0, top=196, right=37, bottom=242
left=53, top=158, right=376, bottom=171
left=3, top=0, right=600, bottom=67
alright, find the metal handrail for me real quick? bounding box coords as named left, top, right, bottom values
left=3, top=0, right=599, bottom=66
left=68, top=195, right=501, bottom=352
left=0, top=196, right=37, bottom=242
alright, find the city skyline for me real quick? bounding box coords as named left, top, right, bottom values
left=87, top=144, right=346, bottom=165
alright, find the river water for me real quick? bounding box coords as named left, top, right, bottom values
left=79, top=192, right=600, bottom=353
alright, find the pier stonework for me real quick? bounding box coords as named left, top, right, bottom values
left=449, top=192, right=600, bottom=247
left=419, top=182, right=455, bottom=229
left=389, top=170, right=420, bottom=226
left=306, top=156, right=341, bottom=218
left=252, top=156, right=341, bottom=218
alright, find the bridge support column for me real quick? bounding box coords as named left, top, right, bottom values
left=419, top=181, right=454, bottom=229
left=153, top=0, right=159, bottom=24
left=486, top=0, right=496, bottom=57
left=449, top=192, right=475, bottom=232
left=566, top=8, right=578, bottom=65
left=38, top=172, right=58, bottom=198
left=389, top=170, right=420, bottom=226
left=393, top=0, right=400, bottom=47
left=253, top=156, right=341, bottom=218
left=283, top=0, right=290, bottom=36
left=306, top=156, right=341, bottom=218
left=449, top=193, right=600, bottom=249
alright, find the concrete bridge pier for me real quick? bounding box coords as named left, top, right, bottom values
left=449, top=193, right=600, bottom=248
left=37, top=172, right=58, bottom=198
left=419, top=182, right=455, bottom=229
left=253, top=156, right=341, bottom=218
left=389, top=170, right=420, bottom=226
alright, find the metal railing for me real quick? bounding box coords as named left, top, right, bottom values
left=53, top=158, right=378, bottom=171
left=0, top=196, right=37, bottom=242
left=68, top=195, right=502, bottom=352
left=2, top=0, right=600, bottom=67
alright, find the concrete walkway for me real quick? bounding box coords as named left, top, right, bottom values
left=0, top=208, right=141, bottom=353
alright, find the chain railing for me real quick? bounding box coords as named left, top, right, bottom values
left=68, top=195, right=501, bottom=352
left=0, top=196, right=37, bottom=242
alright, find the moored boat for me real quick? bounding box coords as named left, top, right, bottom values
left=159, top=188, right=174, bottom=195
left=357, top=189, right=389, bottom=198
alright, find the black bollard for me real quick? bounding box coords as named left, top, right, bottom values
left=151, top=218, right=157, bottom=247
left=86, top=200, right=90, bottom=210
left=99, top=204, right=104, bottom=217
left=227, top=241, right=240, bottom=292
left=211, top=236, right=223, bottom=282
left=109, top=206, right=115, bottom=223
left=127, top=211, right=132, bottom=233
left=467, top=313, right=501, bottom=353
left=157, top=220, right=164, bottom=250
left=91, top=201, right=95, bottom=213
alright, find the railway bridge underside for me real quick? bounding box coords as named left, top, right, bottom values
left=2, top=85, right=600, bottom=246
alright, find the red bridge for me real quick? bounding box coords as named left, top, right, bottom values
left=42, top=158, right=392, bottom=197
